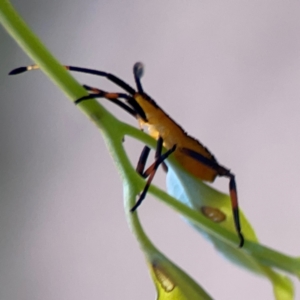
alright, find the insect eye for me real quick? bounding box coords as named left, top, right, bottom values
left=133, top=62, right=144, bottom=79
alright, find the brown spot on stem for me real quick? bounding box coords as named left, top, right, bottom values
left=152, top=263, right=176, bottom=292
left=201, top=206, right=226, bottom=223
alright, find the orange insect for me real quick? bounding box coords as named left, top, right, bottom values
left=10, top=63, right=244, bottom=247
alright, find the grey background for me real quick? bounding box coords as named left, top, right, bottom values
left=1, top=1, right=300, bottom=299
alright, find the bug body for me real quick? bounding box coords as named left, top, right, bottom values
left=9, top=62, right=243, bottom=247
left=135, top=93, right=217, bottom=182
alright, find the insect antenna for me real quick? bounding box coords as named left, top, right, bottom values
left=133, top=62, right=144, bottom=93
left=9, top=64, right=137, bottom=95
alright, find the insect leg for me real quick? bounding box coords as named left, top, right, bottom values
left=154, top=136, right=168, bottom=173
left=9, top=64, right=148, bottom=121
left=131, top=141, right=176, bottom=212
left=77, top=84, right=147, bottom=121
left=141, top=137, right=166, bottom=177
left=74, top=85, right=139, bottom=118
left=154, top=136, right=163, bottom=159
left=136, top=146, right=151, bottom=176
left=181, top=147, right=244, bottom=247
left=227, top=174, right=244, bottom=247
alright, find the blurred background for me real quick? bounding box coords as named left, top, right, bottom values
left=1, top=1, right=300, bottom=299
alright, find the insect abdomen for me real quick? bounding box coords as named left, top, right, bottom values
left=138, top=96, right=217, bottom=182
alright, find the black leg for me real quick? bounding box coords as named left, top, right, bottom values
left=131, top=143, right=176, bottom=212
left=141, top=137, right=164, bottom=177
left=136, top=146, right=151, bottom=176
left=181, top=147, right=244, bottom=247
left=76, top=84, right=147, bottom=121
left=75, top=86, right=138, bottom=118
left=154, top=137, right=168, bottom=172
left=9, top=64, right=148, bottom=121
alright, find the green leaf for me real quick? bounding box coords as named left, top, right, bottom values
left=166, top=162, right=294, bottom=300
left=146, top=257, right=213, bottom=300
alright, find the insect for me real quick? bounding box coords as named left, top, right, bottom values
left=10, top=63, right=244, bottom=247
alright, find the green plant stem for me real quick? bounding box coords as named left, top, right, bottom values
left=0, top=0, right=158, bottom=261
